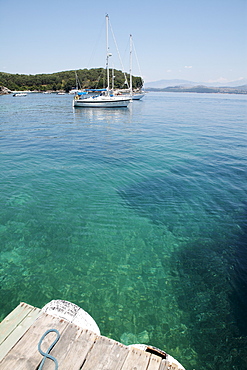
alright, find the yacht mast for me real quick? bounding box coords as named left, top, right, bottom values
left=112, top=67, right=115, bottom=90
left=129, top=34, right=133, bottom=97
left=106, top=14, right=110, bottom=95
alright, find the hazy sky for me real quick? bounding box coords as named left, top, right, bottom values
left=0, top=0, right=246, bottom=83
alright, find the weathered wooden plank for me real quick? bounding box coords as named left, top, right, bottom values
left=159, top=359, right=173, bottom=370
left=0, top=303, right=41, bottom=362
left=0, top=313, right=68, bottom=370
left=120, top=347, right=151, bottom=370
left=147, top=354, right=162, bottom=370
left=0, top=303, right=185, bottom=370
left=41, top=325, right=97, bottom=370
left=158, top=360, right=169, bottom=370
left=82, top=335, right=129, bottom=370
left=0, top=303, right=34, bottom=344
left=56, top=328, right=97, bottom=370
left=158, top=358, right=181, bottom=370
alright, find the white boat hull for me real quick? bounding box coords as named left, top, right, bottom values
left=73, top=96, right=130, bottom=108
left=13, top=93, right=27, bottom=97
left=114, top=91, right=145, bottom=100
left=132, top=93, right=145, bottom=100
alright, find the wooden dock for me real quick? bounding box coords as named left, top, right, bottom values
left=0, top=302, right=183, bottom=369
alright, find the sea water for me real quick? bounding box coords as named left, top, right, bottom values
left=0, top=92, right=246, bottom=369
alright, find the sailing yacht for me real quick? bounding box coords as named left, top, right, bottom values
left=69, top=71, right=83, bottom=94
left=114, top=34, right=145, bottom=100
left=129, top=34, right=145, bottom=100
left=73, top=15, right=131, bottom=108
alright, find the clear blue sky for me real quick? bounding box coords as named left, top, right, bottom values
left=0, top=0, right=246, bottom=83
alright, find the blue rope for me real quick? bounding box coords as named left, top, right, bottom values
left=38, top=329, right=60, bottom=370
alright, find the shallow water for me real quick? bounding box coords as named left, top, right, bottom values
left=0, top=92, right=246, bottom=369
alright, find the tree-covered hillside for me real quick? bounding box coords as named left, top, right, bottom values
left=0, top=69, right=143, bottom=92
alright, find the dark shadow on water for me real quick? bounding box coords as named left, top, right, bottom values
left=172, top=237, right=247, bottom=370
left=229, top=202, right=247, bottom=337
left=118, top=173, right=247, bottom=369
left=118, top=174, right=203, bottom=233
left=117, top=172, right=231, bottom=239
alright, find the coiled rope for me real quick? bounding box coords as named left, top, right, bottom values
left=38, top=329, right=60, bottom=370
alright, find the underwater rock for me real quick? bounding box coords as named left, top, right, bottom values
left=120, top=330, right=149, bottom=345
left=7, top=193, right=32, bottom=206
left=120, top=332, right=138, bottom=345
left=137, top=330, right=149, bottom=343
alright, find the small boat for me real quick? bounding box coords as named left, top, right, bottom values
left=69, top=89, right=80, bottom=95
left=69, top=71, right=83, bottom=94
left=73, top=15, right=131, bottom=108
left=13, top=93, right=27, bottom=97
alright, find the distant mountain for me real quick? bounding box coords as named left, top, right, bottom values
left=144, top=78, right=247, bottom=89
left=204, top=79, right=247, bottom=87
left=145, top=84, right=247, bottom=95
left=235, top=84, right=247, bottom=91
left=144, top=79, right=195, bottom=88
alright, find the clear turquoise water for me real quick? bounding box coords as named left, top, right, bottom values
left=0, top=92, right=246, bottom=369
